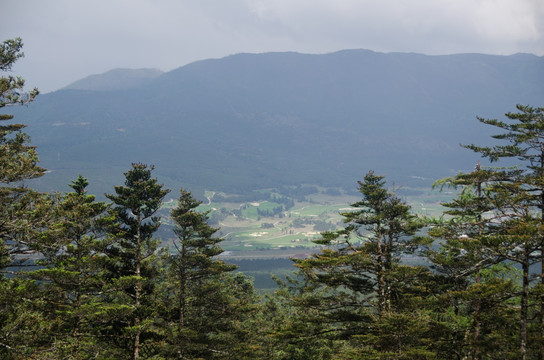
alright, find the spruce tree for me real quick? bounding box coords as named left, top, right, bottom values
left=0, top=37, right=43, bottom=274
left=428, top=165, right=520, bottom=358
left=105, top=163, right=169, bottom=359
left=0, top=38, right=49, bottom=358
left=29, top=176, right=112, bottom=358
left=159, top=188, right=256, bottom=359
left=463, top=105, right=544, bottom=359
left=0, top=38, right=41, bottom=184
left=278, top=171, right=430, bottom=358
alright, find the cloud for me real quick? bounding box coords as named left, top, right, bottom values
left=243, top=0, right=544, bottom=54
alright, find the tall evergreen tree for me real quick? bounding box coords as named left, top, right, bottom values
left=158, top=188, right=260, bottom=359
left=29, top=176, right=112, bottom=358
left=0, top=38, right=41, bottom=184
left=277, top=171, right=431, bottom=358
left=105, top=163, right=169, bottom=360
left=463, top=105, right=544, bottom=359
left=0, top=38, right=49, bottom=358
left=428, top=165, right=520, bottom=359
left=0, top=37, right=43, bottom=274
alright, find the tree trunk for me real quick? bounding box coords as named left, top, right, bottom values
left=471, top=279, right=481, bottom=360
left=376, top=227, right=386, bottom=316
left=472, top=169, right=482, bottom=360
left=385, top=233, right=392, bottom=314
left=133, top=214, right=142, bottom=360
left=521, top=256, right=529, bottom=360
left=179, top=241, right=187, bottom=330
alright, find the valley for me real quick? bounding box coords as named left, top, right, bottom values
left=158, top=184, right=453, bottom=258
left=155, top=184, right=453, bottom=290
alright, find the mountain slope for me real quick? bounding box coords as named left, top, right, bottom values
left=63, top=68, right=164, bottom=91
left=10, top=49, right=544, bottom=196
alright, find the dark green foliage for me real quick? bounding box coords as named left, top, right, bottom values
left=0, top=37, right=44, bottom=274
left=0, top=39, right=53, bottom=358
left=428, top=170, right=528, bottom=358
left=105, top=163, right=170, bottom=359
left=0, top=37, right=41, bottom=184
left=273, top=172, right=432, bottom=358
left=0, top=279, right=46, bottom=358
left=26, top=176, right=113, bottom=358
left=459, top=105, right=544, bottom=359
left=157, top=188, right=263, bottom=358
left=315, top=171, right=427, bottom=316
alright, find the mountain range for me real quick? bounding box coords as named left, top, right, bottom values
left=8, top=49, right=544, bottom=197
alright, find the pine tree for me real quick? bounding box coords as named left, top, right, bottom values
left=105, top=163, right=169, bottom=359
left=427, top=165, right=520, bottom=358
left=159, top=188, right=259, bottom=359
left=463, top=105, right=544, bottom=359
left=28, top=175, right=112, bottom=358
left=0, top=38, right=41, bottom=184
left=278, top=171, right=431, bottom=358
left=0, top=38, right=50, bottom=358
left=0, top=278, right=52, bottom=358
left=0, top=37, right=43, bottom=274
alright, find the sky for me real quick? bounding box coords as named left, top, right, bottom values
left=2, top=0, right=544, bottom=93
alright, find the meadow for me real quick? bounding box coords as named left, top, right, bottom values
left=162, top=185, right=453, bottom=258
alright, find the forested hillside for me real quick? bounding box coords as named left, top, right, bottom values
left=7, top=49, right=544, bottom=196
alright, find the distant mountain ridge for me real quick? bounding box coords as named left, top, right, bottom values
left=10, top=49, right=544, bottom=197
left=63, top=68, right=164, bottom=91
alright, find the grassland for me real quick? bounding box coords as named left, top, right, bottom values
left=160, top=185, right=453, bottom=259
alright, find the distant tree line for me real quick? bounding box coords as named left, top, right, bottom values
left=212, top=186, right=319, bottom=205
left=2, top=38, right=544, bottom=359
left=277, top=185, right=319, bottom=201
left=257, top=205, right=284, bottom=218
left=212, top=192, right=295, bottom=209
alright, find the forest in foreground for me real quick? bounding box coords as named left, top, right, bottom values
left=2, top=38, right=544, bottom=359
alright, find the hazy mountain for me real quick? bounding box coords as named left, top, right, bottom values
left=63, top=68, right=164, bottom=91
left=10, top=49, right=544, bottom=197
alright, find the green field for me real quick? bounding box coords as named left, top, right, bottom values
left=155, top=185, right=454, bottom=290
left=160, top=185, right=453, bottom=259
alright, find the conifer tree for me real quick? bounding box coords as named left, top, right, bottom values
left=0, top=37, right=43, bottom=274
left=0, top=38, right=49, bottom=358
left=159, top=188, right=258, bottom=359
left=29, top=175, right=112, bottom=358
left=279, top=171, right=430, bottom=358
left=428, top=165, right=520, bottom=358
left=463, top=105, right=544, bottom=359
left=105, top=163, right=169, bottom=360
left=0, top=38, right=41, bottom=184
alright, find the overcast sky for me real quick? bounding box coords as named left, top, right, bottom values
left=3, top=0, right=543, bottom=93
